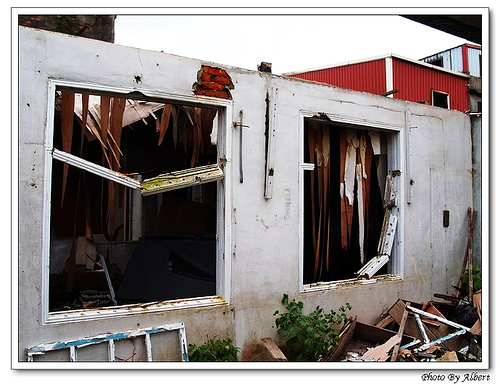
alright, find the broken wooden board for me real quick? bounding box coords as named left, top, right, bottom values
left=437, top=351, right=459, bottom=361
left=361, top=334, right=399, bottom=361
left=374, top=314, right=395, bottom=329
left=321, top=316, right=358, bottom=362
left=391, top=304, right=410, bottom=361
left=261, top=338, right=288, bottom=361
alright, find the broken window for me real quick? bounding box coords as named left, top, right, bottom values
left=432, top=90, right=449, bottom=109
left=428, top=58, right=444, bottom=68
left=48, top=87, right=226, bottom=312
left=302, top=118, right=399, bottom=284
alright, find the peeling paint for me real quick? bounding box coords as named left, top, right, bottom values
left=141, top=164, right=224, bottom=196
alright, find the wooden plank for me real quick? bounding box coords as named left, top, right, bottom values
left=473, top=291, right=482, bottom=321
left=388, top=299, right=428, bottom=341
left=456, top=208, right=477, bottom=297
left=322, top=317, right=357, bottom=362
left=469, top=319, right=481, bottom=335
left=324, top=318, right=415, bottom=362
left=468, top=209, right=474, bottom=302
left=437, top=351, right=459, bottom=361
left=361, top=334, right=399, bottom=361
left=60, top=91, right=75, bottom=207
left=157, top=104, right=172, bottom=146
left=261, top=338, right=287, bottom=361
left=421, top=302, right=445, bottom=327
left=374, top=314, right=394, bottom=329
left=354, top=321, right=401, bottom=344
left=391, top=304, right=409, bottom=361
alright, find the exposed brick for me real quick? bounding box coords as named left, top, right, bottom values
left=194, top=88, right=207, bottom=96
left=212, top=75, right=231, bottom=85
left=202, top=66, right=227, bottom=77
left=204, top=82, right=225, bottom=91
left=203, top=89, right=230, bottom=99
left=194, top=65, right=233, bottom=99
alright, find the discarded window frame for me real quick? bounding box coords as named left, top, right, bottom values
left=26, top=322, right=189, bottom=362
left=48, top=87, right=225, bottom=313
left=302, top=117, right=399, bottom=284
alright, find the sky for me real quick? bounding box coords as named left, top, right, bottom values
left=113, top=11, right=477, bottom=75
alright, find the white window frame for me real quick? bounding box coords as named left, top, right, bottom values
left=298, top=110, right=405, bottom=292
left=431, top=90, right=450, bottom=109
left=42, top=80, right=233, bottom=324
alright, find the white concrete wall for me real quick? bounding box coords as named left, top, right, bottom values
left=17, top=27, right=473, bottom=363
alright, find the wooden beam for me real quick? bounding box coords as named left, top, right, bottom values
left=456, top=207, right=477, bottom=298
left=261, top=338, right=287, bottom=361
left=391, top=304, right=410, bottom=361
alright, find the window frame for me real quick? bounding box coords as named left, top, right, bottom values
left=298, top=110, right=405, bottom=292
left=42, top=79, right=233, bottom=324
left=431, top=90, right=450, bottom=109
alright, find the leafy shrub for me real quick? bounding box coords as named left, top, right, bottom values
left=188, top=336, right=239, bottom=361
left=462, top=265, right=481, bottom=296
left=273, top=293, right=351, bottom=361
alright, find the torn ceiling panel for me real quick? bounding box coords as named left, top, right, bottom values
left=73, top=94, right=164, bottom=141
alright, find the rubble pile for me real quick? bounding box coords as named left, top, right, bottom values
left=324, top=292, right=482, bottom=362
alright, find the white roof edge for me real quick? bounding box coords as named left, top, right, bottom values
left=420, top=43, right=481, bottom=61
left=281, top=53, right=393, bottom=75
left=282, top=52, right=470, bottom=78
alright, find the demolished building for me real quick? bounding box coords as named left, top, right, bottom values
left=16, top=26, right=481, bottom=364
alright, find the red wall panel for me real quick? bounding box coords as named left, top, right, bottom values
left=392, top=59, right=469, bottom=112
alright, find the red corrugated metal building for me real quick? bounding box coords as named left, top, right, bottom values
left=284, top=54, right=470, bottom=113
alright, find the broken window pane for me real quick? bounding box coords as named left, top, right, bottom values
left=49, top=89, right=223, bottom=312
left=303, top=119, right=393, bottom=284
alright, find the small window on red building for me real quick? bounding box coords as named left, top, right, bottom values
left=432, top=90, right=449, bottom=109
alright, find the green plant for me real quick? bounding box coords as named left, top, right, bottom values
left=273, top=294, right=352, bottom=361
left=462, top=265, right=482, bottom=296
left=188, top=336, right=239, bottom=362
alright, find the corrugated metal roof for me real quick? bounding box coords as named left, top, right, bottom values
left=283, top=53, right=470, bottom=78
left=289, top=59, right=387, bottom=95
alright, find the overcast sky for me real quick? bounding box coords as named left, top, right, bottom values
left=114, top=12, right=475, bottom=74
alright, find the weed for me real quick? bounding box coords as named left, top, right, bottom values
left=188, top=336, right=239, bottom=362
left=273, top=293, right=351, bottom=361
